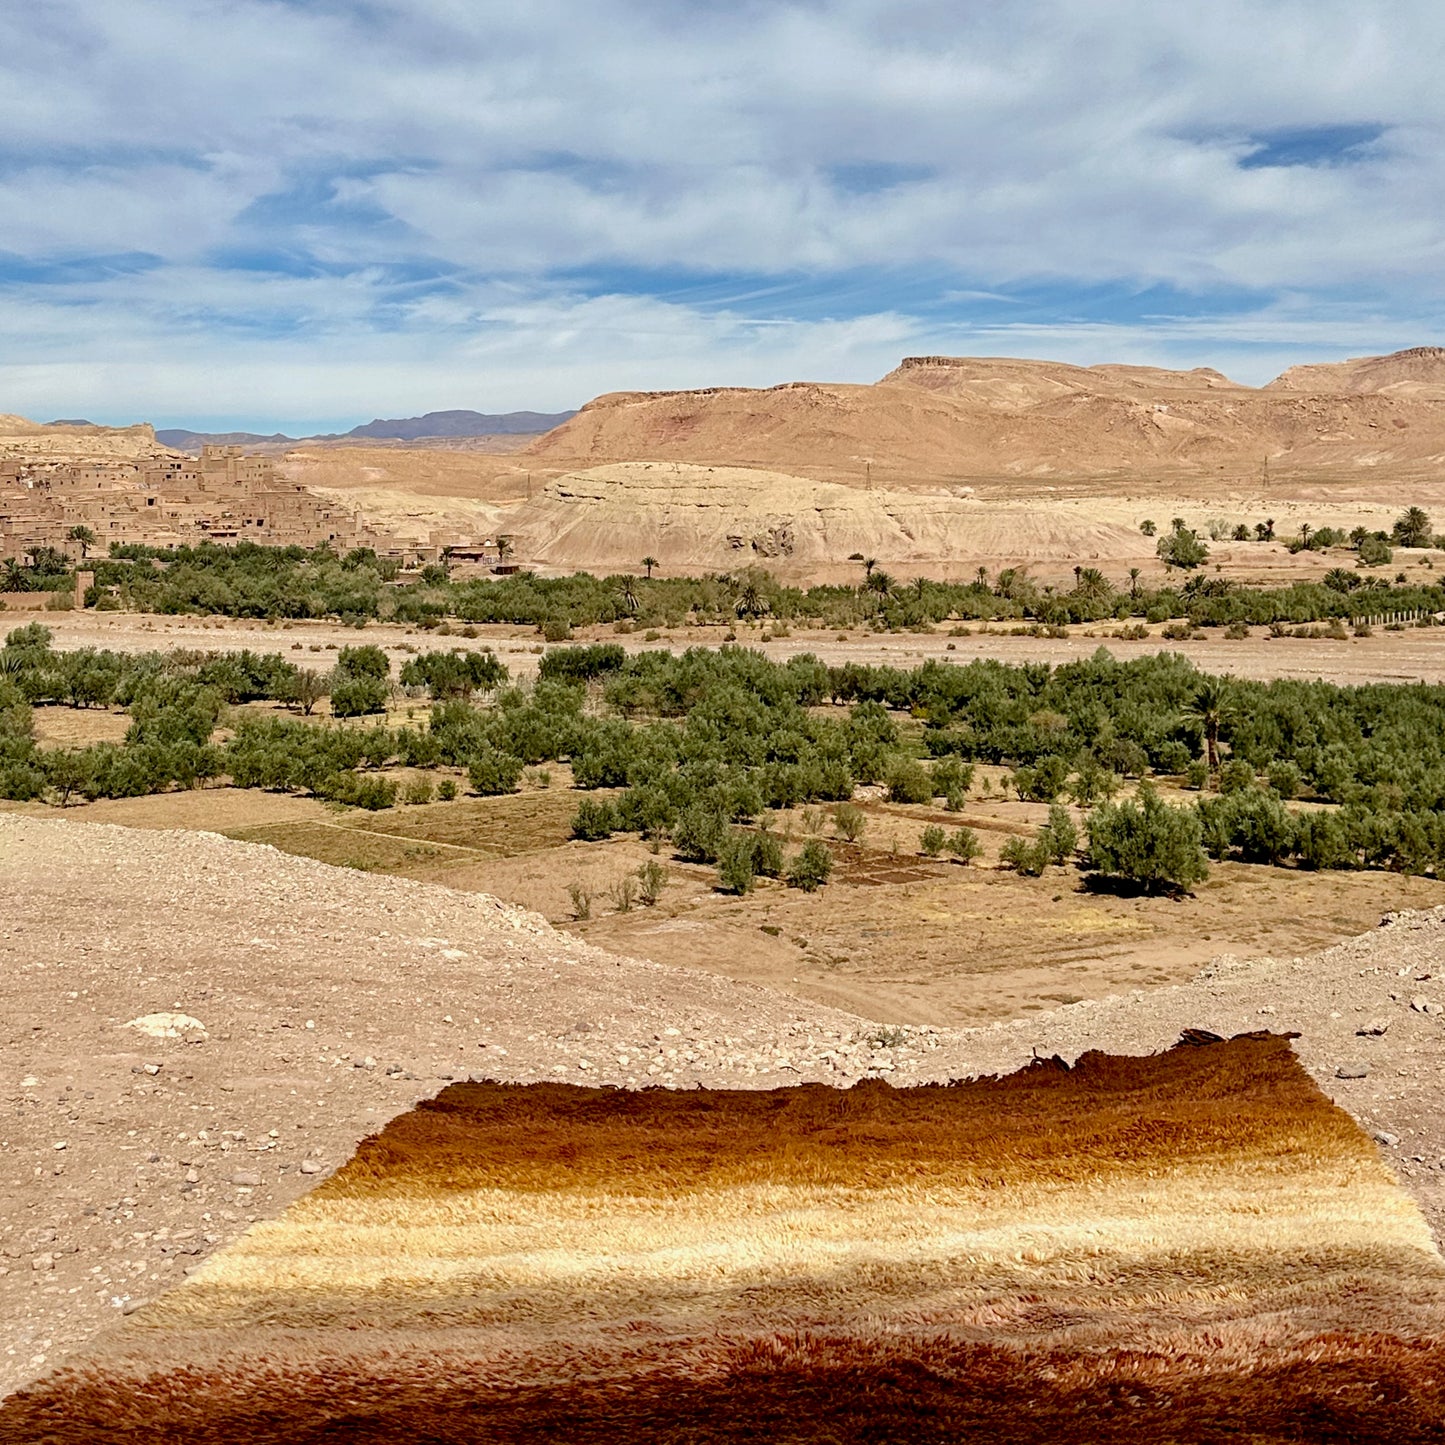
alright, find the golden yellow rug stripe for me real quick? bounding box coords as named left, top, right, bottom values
left=5, top=1034, right=1445, bottom=1442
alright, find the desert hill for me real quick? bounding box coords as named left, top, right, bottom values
left=521, top=347, right=1445, bottom=488
left=1266, top=346, right=1445, bottom=399
left=0, top=415, right=177, bottom=465
left=507, top=461, right=1148, bottom=571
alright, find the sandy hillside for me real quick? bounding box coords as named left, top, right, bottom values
left=521, top=347, right=1445, bottom=489
left=3, top=813, right=1445, bottom=1401
left=0, top=417, right=177, bottom=466
left=507, top=462, right=1150, bottom=571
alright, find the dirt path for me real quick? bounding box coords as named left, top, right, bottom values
left=3, top=814, right=1443, bottom=1401
left=24, top=609, right=1445, bottom=686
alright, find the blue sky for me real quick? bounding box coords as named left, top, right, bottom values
left=2, top=0, right=1444, bottom=433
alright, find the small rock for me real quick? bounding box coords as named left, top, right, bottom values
left=1410, top=996, right=1436, bottom=1014
left=122, top=1298, right=148, bottom=1315
left=355, top=1056, right=376, bottom=1070
left=184, top=1169, right=200, bottom=1185
left=299, top=1160, right=322, bottom=1175
left=1374, top=1130, right=1401, bottom=1148
left=1335, top=1063, right=1369, bottom=1079
left=230, top=1170, right=262, bottom=1188
left=1356, top=1020, right=1390, bottom=1036
left=124, top=1013, right=208, bottom=1043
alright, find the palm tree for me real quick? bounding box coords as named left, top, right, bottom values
left=620, top=578, right=639, bottom=614
left=865, top=569, right=894, bottom=598
left=641, top=555, right=659, bottom=580
left=975, top=566, right=989, bottom=589
left=1, top=559, right=28, bottom=592
left=495, top=536, right=514, bottom=565
left=66, top=525, right=95, bottom=559
left=1185, top=677, right=1234, bottom=773
left=1299, top=522, right=1313, bottom=550
left=1395, top=507, right=1433, bottom=548
left=862, top=557, right=877, bottom=579
left=912, top=575, right=928, bottom=599
left=735, top=578, right=767, bottom=618
left=1127, top=567, right=1142, bottom=598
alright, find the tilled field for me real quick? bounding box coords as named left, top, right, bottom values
left=3, top=813, right=1444, bottom=1401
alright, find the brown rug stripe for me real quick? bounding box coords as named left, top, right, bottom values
left=3, top=1034, right=1443, bottom=1443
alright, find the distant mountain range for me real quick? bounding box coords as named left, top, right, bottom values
left=156, top=409, right=577, bottom=451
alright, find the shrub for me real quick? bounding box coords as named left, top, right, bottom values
left=329, top=673, right=389, bottom=717
left=832, top=803, right=867, bottom=842
left=945, top=826, right=981, bottom=864
left=567, top=881, right=593, bottom=920
left=1012, top=755, right=1069, bottom=803
left=885, top=755, right=933, bottom=804
left=1157, top=524, right=1209, bottom=569
left=787, top=839, right=834, bottom=891
left=1267, top=760, right=1302, bottom=800
left=674, top=804, right=728, bottom=863
left=467, top=746, right=524, bottom=796
left=717, top=830, right=759, bottom=894
left=336, top=644, right=389, bottom=679
left=570, top=797, right=618, bottom=841
left=403, top=776, right=434, bottom=805
left=1041, top=804, right=1078, bottom=865
left=753, top=830, right=785, bottom=879
left=1216, top=759, right=1254, bottom=795
left=1085, top=784, right=1209, bottom=892
left=1185, top=759, right=1209, bottom=791
left=436, top=778, right=459, bottom=802
left=608, top=874, right=638, bottom=912
left=1358, top=535, right=1393, bottom=567
left=920, top=824, right=946, bottom=857
left=999, top=835, right=1049, bottom=876
left=541, top=617, right=572, bottom=642
left=637, top=860, right=669, bottom=905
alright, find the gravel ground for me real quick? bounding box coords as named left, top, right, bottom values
left=3, top=813, right=1443, bottom=1400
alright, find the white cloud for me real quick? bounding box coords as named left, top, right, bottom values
left=3, top=0, right=1445, bottom=422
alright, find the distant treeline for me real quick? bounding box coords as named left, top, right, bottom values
left=26, top=540, right=1438, bottom=634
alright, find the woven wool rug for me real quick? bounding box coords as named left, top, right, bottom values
left=5, top=1034, right=1445, bottom=1443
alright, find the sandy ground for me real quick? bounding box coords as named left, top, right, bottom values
left=23, top=609, right=1445, bottom=687
left=3, top=814, right=1445, bottom=1404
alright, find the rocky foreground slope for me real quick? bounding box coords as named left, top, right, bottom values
left=2, top=814, right=1443, bottom=1399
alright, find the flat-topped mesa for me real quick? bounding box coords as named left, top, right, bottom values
left=1267, top=345, right=1445, bottom=394
left=576, top=381, right=836, bottom=413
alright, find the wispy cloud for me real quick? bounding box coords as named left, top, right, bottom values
left=2, top=1, right=1444, bottom=428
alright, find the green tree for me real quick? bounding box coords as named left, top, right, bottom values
left=641, top=555, right=659, bottom=580
left=787, top=839, right=833, bottom=891
left=1393, top=507, right=1433, bottom=548
left=1085, top=784, right=1209, bottom=893
left=1157, top=523, right=1209, bottom=570
left=1184, top=676, right=1234, bottom=773
left=66, top=525, right=96, bottom=559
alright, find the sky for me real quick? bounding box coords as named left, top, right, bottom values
left=3, top=0, right=1444, bottom=433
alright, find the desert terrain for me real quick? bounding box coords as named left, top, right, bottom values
left=4, top=815, right=1444, bottom=1403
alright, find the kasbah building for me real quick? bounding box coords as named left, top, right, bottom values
left=0, top=444, right=390, bottom=565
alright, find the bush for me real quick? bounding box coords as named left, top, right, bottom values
left=945, top=826, right=981, bottom=864
left=1157, top=524, right=1209, bottom=570
left=920, top=824, right=946, bottom=857
left=336, top=644, right=389, bottom=679
left=467, top=746, right=524, bottom=796
left=541, top=618, right=572, bottom=643
left=1041, top=804, right=1078, bottom=865
left=329, top=672, right=389, bottom=717
left=999, top=835, right=1050, bottom=876
left=832, top=803, right=867, bottom=842
left=674, top=803, right=729, bottom=863
left=1358, top=535, right=1393, bottom=567
left=787, top=839, right=834, bottom=891
left=403, top=776, right=434, bottom=805
left=1012, top=755, right=1069, bottom=803
left=717, top=830, right=759, bottom=894
left=1267, top=760, right=1302, bottom=799
left=570, top=797, right=618, bottom=840
left=637, top=860, right=669, bottom=905
left=1216, top=759, right=1254, bottom=795
left=885, top=756, right=934, bottom=804
left=1185, top=759, right=1209, bottom=790
left=1085, top=784, right=1209, bottom=892
left=436, top=778, right=459, bottom=801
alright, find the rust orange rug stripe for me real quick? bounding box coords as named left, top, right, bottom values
left=4, top=1034, right=1444, bottom=1443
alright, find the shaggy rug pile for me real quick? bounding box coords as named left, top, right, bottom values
left=5, top=1034, right=1445, bottom=1442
